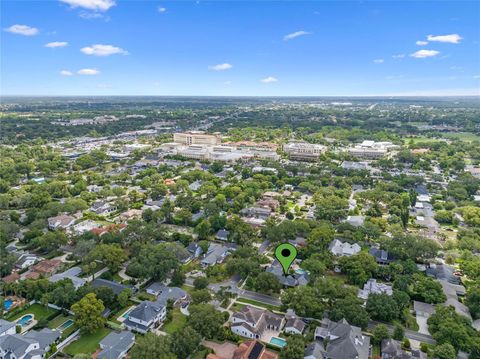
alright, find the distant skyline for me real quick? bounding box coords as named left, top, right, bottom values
left=1, top=1, right=479, bottom=96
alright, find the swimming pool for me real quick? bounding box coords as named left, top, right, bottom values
left=295, top=268, right=307, bottom=275
left=122, top=308, right=133, bottom=319
left=17, top=314, right=33, bottom=326
left=270, top=337, right=287, bottom=348
left=4, top=299, right=13, bottom=311
left=57, top=319, right=74, bottom=331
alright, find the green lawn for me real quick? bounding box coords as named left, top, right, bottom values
left=162, top=308, right=187, bottom=335
left=8, top=304, right=58, bottom=322
left=235, top=298, right=281, bottom=312
left=63, top=327, right=111, bottom=355
left=47, top=314, right=72, bottom=329
left=445, top=132, right=480, bottom=142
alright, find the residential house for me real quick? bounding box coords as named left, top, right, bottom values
left=123, top=301, right=166, bottom=334
left=91, top=201, right=117, bottom=216
left=266, top=261, right=309, bottom=287
left=381, top=339, right=426, bottom=359
left=345, top=215, right=365, bottom=227
left=156, top=286, right=188, bottom=306
left=47, top=214, right=76, bottom=230
left=92, top=278, right=133, bottom=295
left=284, top=310, right=306, bottom=335
left=215, top=229, right=229, bottom=241
left=240, top=207, right=272, bottom=220
left=0, top=328, right=60, bottom=359
left=311, top=318, right=371, bottom=359
left=358, top=279, right=393, bottom=300
left=232, top=340, right=279, bottom=359
left=118, top=209, right=143, bottom=222
left=186, top=242, right=203, bottom=260
left=201, top=243, right=236, bottom=267
left=15, top=253, right=39, bottom=270
left=97, top=330, right=135, bottom=359
left=71, top=220, right=102, bottom=235
left=49, top=266, right=86, bottom=289
left=0, top=320, right=16, bottom=337
left=329, top=239, right=361, bottom=257
left=231, top=306, right=284, bottom=339
left=369, top=248, right=394, bottom=265
left=27, top=259, right=62, bottom=278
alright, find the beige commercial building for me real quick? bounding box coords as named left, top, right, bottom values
left=173, top=131, right=221, bottom=145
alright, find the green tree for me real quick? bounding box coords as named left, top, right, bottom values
left=130, top=333, right=175, bottom=359
left=188, top=304, right=227, bottom=339
left=339, top=252, right=377, bottom=286
left=280, top=335, right=305, bottom=359
left=170, top=326, right=201, bottom=359
left=193, top=277, right=209, bottom=290
left=190, top=289, right=212, bottom=304
left=118, top=288, right=132, bottom=307
left=71, top=293, right=105, bottom=333
left=393, top=324, right=405, bottom=341
left=253, top=272, right=282, bottom=294
left=433, top=343, right=457, bottom=359
left=372, top=324, right=390, bottom=345
left=89, top=244, right=127, bottom=273
left=366, top=293, right=400, bottom=322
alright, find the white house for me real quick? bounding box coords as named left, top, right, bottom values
left=47, top=214, right=76, bottom=230
left=124, top=301, right=166, bottom=334
left=329, top=239, right=361, bottom=257
left=0, top=320, right=16, bottom=337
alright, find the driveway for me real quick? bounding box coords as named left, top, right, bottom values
left=203, top=340, right=237, bottom=359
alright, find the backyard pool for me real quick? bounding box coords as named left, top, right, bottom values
left=295, top=268, right=307, bottom=275
left=17, top=314, right=33, bottom=326
left=4, top=299, right=13, bottom=311
left=122, top=307, right=134, bottom=319
left=270, top=337, right=287, bottom=348
left=57, top=319, right=74, bottom=331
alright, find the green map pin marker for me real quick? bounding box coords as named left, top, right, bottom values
left=274, top=243, right=297, bottom=275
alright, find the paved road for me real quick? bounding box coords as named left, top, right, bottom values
left=368, top=321, right=436, bottom=345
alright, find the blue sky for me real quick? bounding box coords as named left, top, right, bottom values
left=1, top=0, right=479, bottom=96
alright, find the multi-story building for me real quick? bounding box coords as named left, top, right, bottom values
left=347, top=140, right=398, bottom=160
left=173, top=131, right=221, bottom=145
left=283, top=142, right=326, bottom=161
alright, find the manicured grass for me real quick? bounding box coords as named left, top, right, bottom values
left=162, top=308, right=187, bottom=335
left=235, top=298, right=281, bottom=312
left=63, top=327, right=111, bottom=355
left=445, top=132, right=480, bottom=142
left=8, top=304, right=58, bottom=321
left=47, top=314, right=72, bottom=329
left=372, top=344, right=381, bottom=357
left=181, top=284, right=196, bottom=295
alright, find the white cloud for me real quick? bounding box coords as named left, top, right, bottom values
left=45, top=41, right=68, bottom=48
left=59, top=0, right=115, bottom=11
left=392, top=54, right=405, bottom=59
left=427, top=34, right=462, bottom=44
left=208, top=63, right=233, bottom=71
left=410, top=49, right=440, bottom=58
left=416, top=40, right=428, bottom=46
left=60, top=70, right=73, bottom=76
left=97, top=83, right=112, bottom=88
left=79, top=11, right=106, bottom=19
left=373, top=59, right=384, bottom=64
left=261, top=76, right=278, bottom=83
left=4, top=24, right=39, bottom=36
left=224, top=81, right=232, bottom=85
left=77, top=68, right=100, bottom=75
left=158, top=6, right=167, bottom=13
left=474, top=75, right=480, bottom=79
left=283, top=30, right=311, bottom=41
left=81, top=44, right=128, bottom=56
